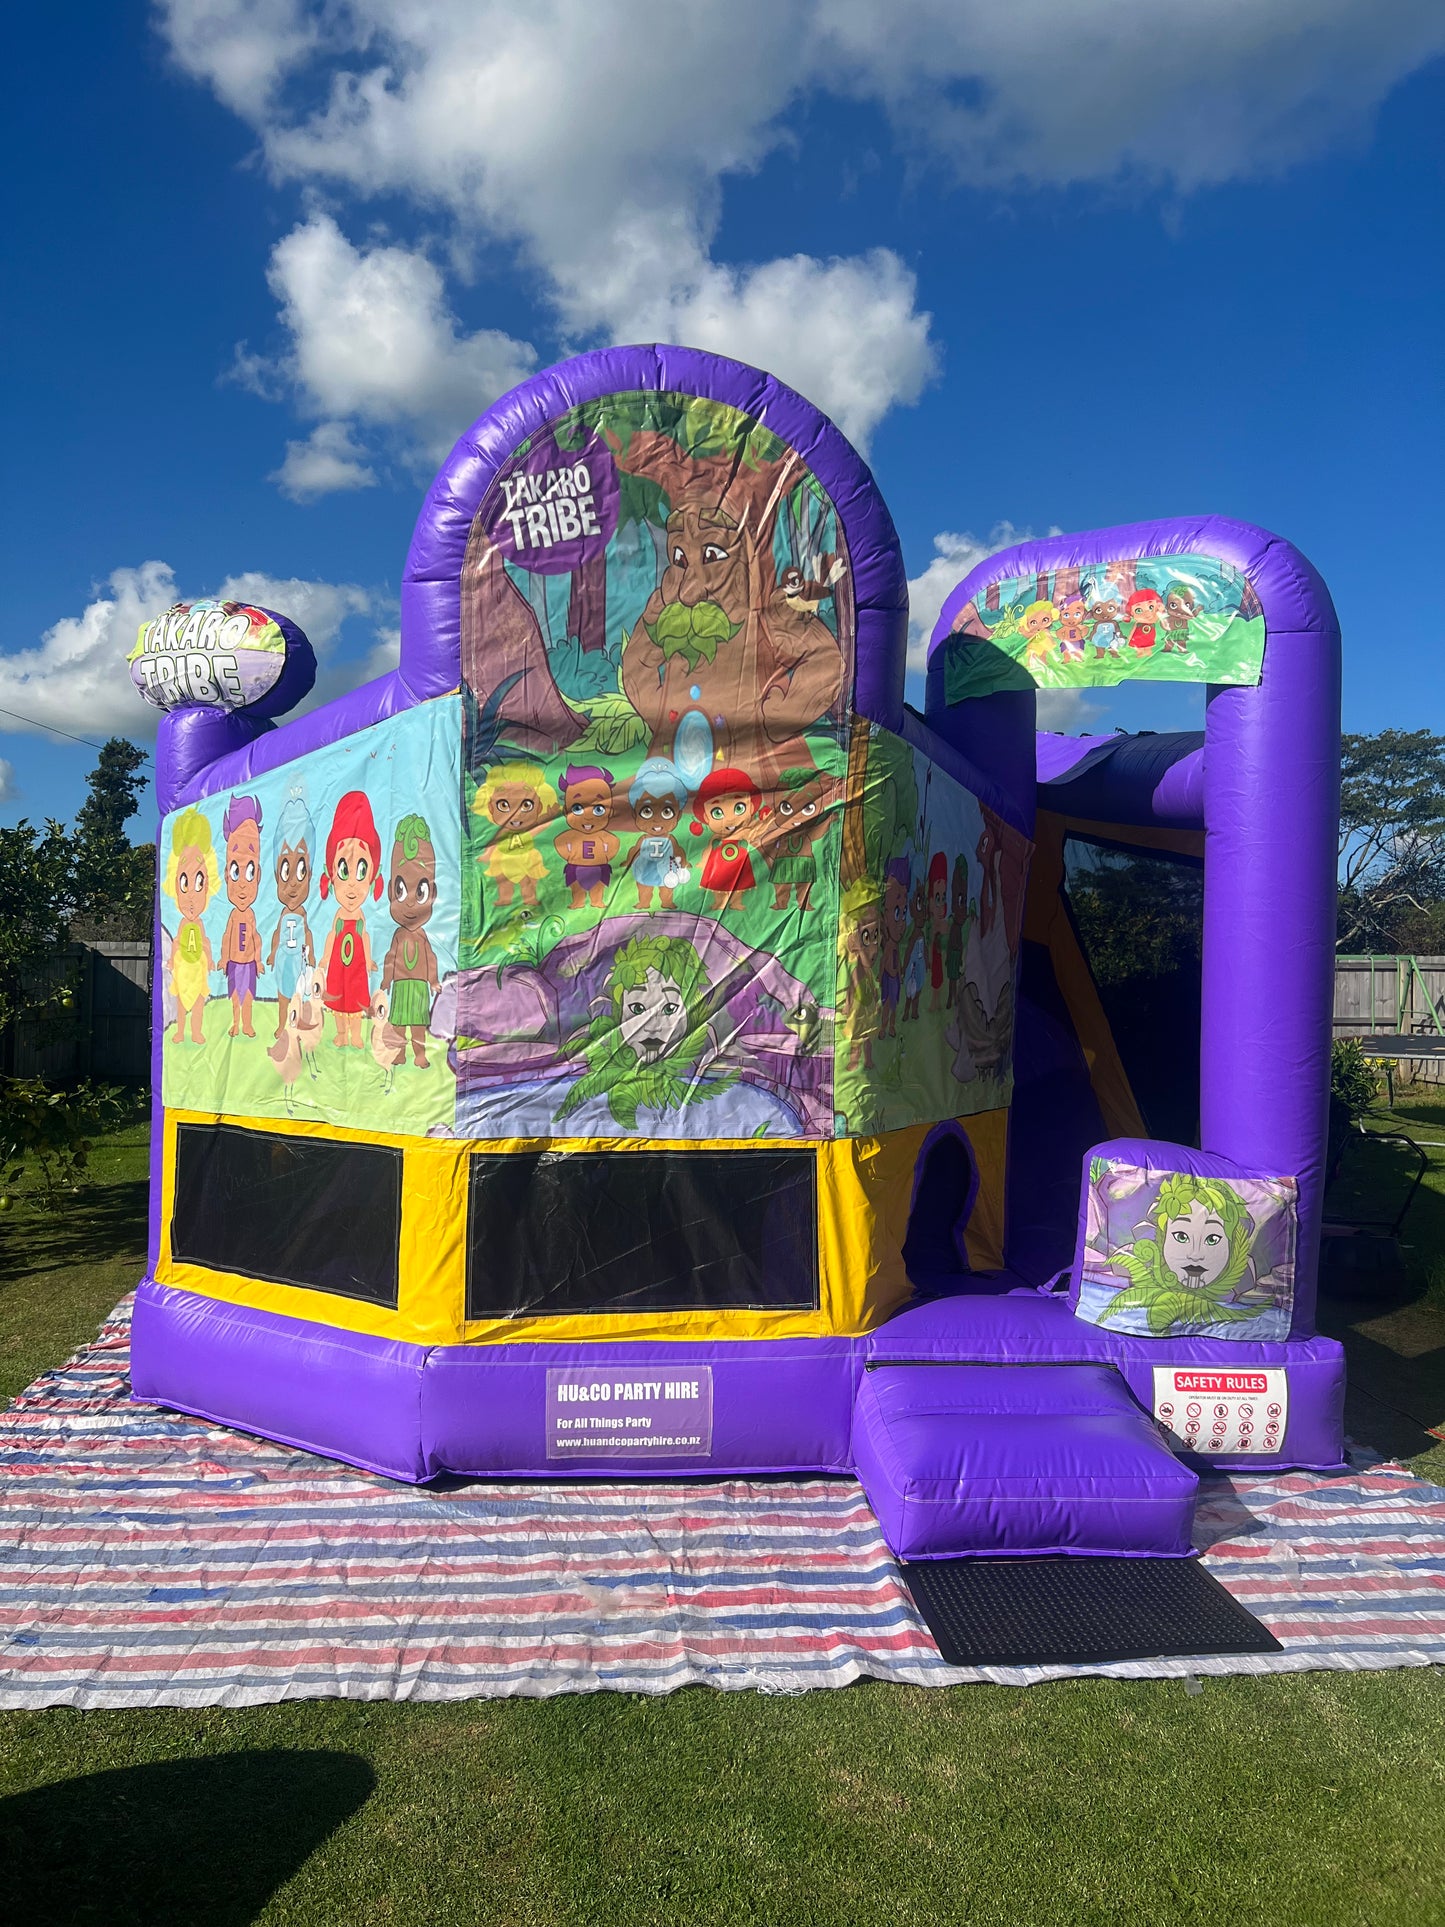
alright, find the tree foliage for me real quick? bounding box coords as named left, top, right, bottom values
left=0, top=738, right=150, bottom=1202
left=1338, top=729, right=1445, bottom=952
left=70, top=738, right=154, bottom=939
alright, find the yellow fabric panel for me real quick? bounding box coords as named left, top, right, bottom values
left=958, top=1107, right=1010, bottom=1272
left=156, top=1111, right=931, bottom=1346
left=157, top=1108, right=470, bottom=1344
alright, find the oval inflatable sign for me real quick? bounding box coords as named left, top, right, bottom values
left=129, top=600, right=304, bottom=712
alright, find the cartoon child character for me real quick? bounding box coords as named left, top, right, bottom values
left=1083, top=584, right=1126, bottom=659
left=621, top=758, right=690, bottom=912
left=219, top=794, right=264, bottom=1038
left=1161, top=584, right=1198, bottom=653
left=266, top=783, right=315, bottom=1041
left=554, top=764, right=620, bottom=909
left=944, top=853, right=972, bottom=1010
left=761, top=765, right=835, bottom=910
left=1096, top=1175, right=1277, bottom=1334
left=319, top=790, right=383, bottom=1049
left=879, top=857, right=910, bottom=1039
left=837, top=879, right=883, bottom=1072
left=380, top=813, right=441, bottom=1068
left=1054, top=593, right=1091, bottom=665
left=1018, top=599, right=1058, bottom=669
left=554, top=933, right=720, bottom=1131
left=473, top=762, right=554, bottom=910
left=926, top=851, right=950, bottom=1012
left=164, top=806, right=218, bottom=1045
left=689, top=767, right=764, bottom=910
left=902, top=873, right=928, bottom=1022
left=1124, top=587, right=1166, bottom=654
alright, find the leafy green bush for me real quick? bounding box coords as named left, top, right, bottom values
left=1331, top=1038, right=1379, bottom=1121
left=0, top=1077, right=131, bottom=1209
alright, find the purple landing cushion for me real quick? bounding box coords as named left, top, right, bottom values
left=868, top=1292, right=1346, bottom=1471
left=852, top=1363, right=1199, bottom=1562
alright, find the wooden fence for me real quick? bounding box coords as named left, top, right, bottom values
left=1, top=941, right=151, bottom=1084
left=1333, top=955, right=1445, bottom=1039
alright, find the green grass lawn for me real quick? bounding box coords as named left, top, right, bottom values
left=0, top=1111, right=1442, bottom=1926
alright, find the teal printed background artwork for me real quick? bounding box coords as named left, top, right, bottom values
left=1076, top=1158, right=1297, bottom=1341
left=160, top=699, right=462, bottom=1138
left=943, top=552, right=1266, bottom=702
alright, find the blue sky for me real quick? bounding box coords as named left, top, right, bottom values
left=2, top=3, right=1442, bottom=831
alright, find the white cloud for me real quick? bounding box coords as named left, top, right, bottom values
left=0, top=562, right=179, bottom=745
left=0, top=758, right=17, bottom=803
left=245, top=214, right=536, bottom=465
left=1037, top=688, right=1103, bottom=732
left=270, top=420, right=378, bottom=501
left=0, top=564, right=382, bottom=743
left=823, top=0, right=1445, bottom=191
left=157, top=0, right=1444, bottom=488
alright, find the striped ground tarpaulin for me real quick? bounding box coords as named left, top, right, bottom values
left=1, top=1299, right=1441, bottom=1707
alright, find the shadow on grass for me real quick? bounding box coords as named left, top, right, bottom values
left=0, top=1749, right=373, bottom=1926
left=0, top=1178, right=149, bottom=1284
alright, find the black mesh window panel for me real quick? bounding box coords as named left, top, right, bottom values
left=466, top=1149, right=819, bottom=1318
left=1062, top=835, right=1204, bottom=1147
left=171, top=1123, right=402, bottom=1307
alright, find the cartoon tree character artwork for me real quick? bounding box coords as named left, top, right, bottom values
left=945, top=853, right=972, bottom=1010
left=1124, top=587, right=1166, bottom=654
left=1095, top=1174, right=1281, bottom=1334
left=1161, top=584, right=1198, bottom=653
left=381, top=813, right=441, bottom=1068
left=164, top=806, right=218, bottom=1045
left=621, top=758, right=691, bottom=912
left=266, top=783, right=315, bottom=1042
left=902, top=873, right=928, bottom=1022
left=688, top=767, right=764, bottom=911
left=619, top=493, right=847, bottom=792
left=473, top=762, right=554, bottom=911
left=554, top=933, right=725, bottom=1131
left=879, top=857, right=910, bottom=1039
left=319, top=790, right=383, bottom=1050
left=926, top=851, right=950, bottom=1012
left=759, top=765, right=836, bottom=911
left=553, top=763, right=620, bottom=909
left=837, top=878, right=883, bottom=1072
left=219, top=795, right=264, bottom=1039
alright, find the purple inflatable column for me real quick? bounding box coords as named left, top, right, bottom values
left=1201, top=604, right=1341, bottom=1336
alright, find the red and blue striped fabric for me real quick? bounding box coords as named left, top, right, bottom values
left=1, top=1300, right=1441, bottom=1706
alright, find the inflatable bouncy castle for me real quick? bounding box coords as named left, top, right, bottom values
left=128, top=347, right=1344, bottom=1563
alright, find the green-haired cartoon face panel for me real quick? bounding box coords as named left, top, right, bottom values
left=1077, top=1160, right=1297, bottom=1343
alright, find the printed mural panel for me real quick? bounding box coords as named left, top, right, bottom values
left=160, top=700, right=461, bottom=1138
left=1077, top=1157, right=1296, bottom=1342
left=943, top=552, right=1265, bottom=702
left=454, top=389, right=853, bottom=1141
left=833, top=726, right=1029, bottom=1136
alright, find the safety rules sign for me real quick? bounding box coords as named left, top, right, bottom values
left=1152, top=1367, right=1287, bottom=1455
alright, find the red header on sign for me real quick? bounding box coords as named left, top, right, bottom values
left=1171, top=1371, right=1269, bottom=1395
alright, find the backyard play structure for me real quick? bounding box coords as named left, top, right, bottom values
left=127, top=347, right=1345, bottom=1563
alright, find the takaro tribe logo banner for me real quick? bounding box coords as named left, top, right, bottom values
left=129, top=600, right=289, bottom=712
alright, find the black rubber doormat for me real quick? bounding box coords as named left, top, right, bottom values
left=901, top=1556, right=1283, bottom=1668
